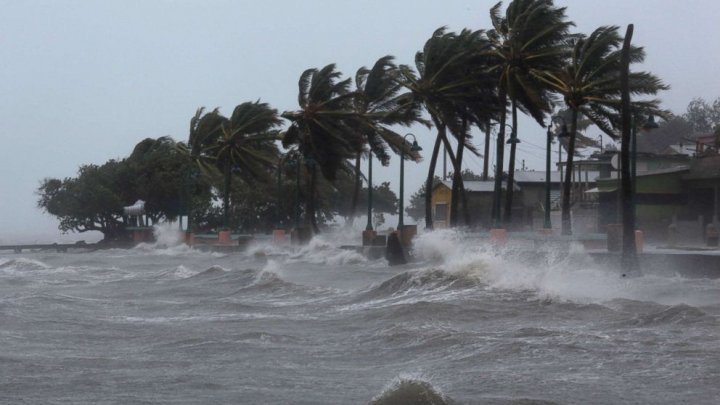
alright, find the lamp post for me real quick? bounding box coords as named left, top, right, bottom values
left=398, top=133, right=422, bottom=230
left=545, top=126, right=553, bottom=230
left=598, top=134, right=604, bottom=154
left=366, top=151, right=374, bottom=231
left=294, top=156, right=300, bottom=229
left=276, top=157, right=282, bottom=229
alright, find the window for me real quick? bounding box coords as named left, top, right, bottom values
left=434, top=203, right=448, bottom=221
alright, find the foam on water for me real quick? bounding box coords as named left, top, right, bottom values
left=0, top=257, right=51, bottom=271
left=412, top=229, right=720, bottom=308
left=286, top=234, right=367, bottom=266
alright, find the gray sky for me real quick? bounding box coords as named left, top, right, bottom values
left=1, top=0, right=719, bottom=243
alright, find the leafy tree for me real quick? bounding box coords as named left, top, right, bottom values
left=683, top=97, right=720, bottom=133
left=37, top=161, right=129, bottom=240
left=405, top=176, right=441, bottom=222
left=536, top=25, right=668, bottom=234
left=487, top=0, right=573, bottom=226
left=126, top=136, right=199, bottom=224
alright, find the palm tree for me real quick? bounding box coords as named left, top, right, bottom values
left=535, top=25, right=668, bottom=235
left=282, top=64, right=364, bottom=233
left=487, top=0, right=573, bottom=227
left=398, top=27, right=499, bottom=229
left=349, top=55, right=425, bottom=227
left=182, top=102, right=281, bottom=230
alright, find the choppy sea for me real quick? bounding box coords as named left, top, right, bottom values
left=1, top=228, right=718, bottom=404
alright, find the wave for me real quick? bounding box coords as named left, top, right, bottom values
left=358, top=268, right=482, bottom=301
left=410, top=229, right=720, bottom=307
left=628, top=303, right=716, bottom=326
left=370, top=378, right=452, bottom=405
left=0, top=258, right=51, bottom=271
left=287, top=235, right=368, bottom=266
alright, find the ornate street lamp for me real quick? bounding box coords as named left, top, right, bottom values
left=366, top=151, right=374, bottom=231
left=294, top=156, right=301, bottom=229
left=398, top=133, right=422, bottom=230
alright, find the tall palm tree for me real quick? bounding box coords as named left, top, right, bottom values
left=487, top=0, right=573, bottom=227
left=182, top=102, right=281, bottom=230
left=282, top=64, right=364, bottom=233
left=399, top=27, right=499, bottom=229
left=349, top=55, right=425, bottom=227
left=535, top=25, right=668, bottom=235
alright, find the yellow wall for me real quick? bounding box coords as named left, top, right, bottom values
left=431, top=184, right=452, bottom=228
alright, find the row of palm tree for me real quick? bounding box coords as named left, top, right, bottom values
left=179, top=0, right=668, bottom=236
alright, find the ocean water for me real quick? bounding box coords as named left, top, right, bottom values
left=1, top=228, right=719, bottom=404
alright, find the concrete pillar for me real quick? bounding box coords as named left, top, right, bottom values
left=272, top=229, right=286, bottom=243
left=218, top=230, right=232, bottom=244
left=362, top=229, right=377, bottom=246
left=490, top=228, right=508, bottom=246
left=399, top=225, right=417, bottom=247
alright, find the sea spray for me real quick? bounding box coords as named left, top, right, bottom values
left=409, top=229, right=720, bottom=307
left=152, top=223, right=184, bottom=247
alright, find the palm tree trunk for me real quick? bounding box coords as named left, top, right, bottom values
left=424, top=128, right=444, bottom=229
left=308, top=164, right=320, bottom=234
left=347, top=154, right=362, bottom=227
left=561, top=108, right=579, bottom=235
left=620, top=24, right=639, bottom=274
left=492, top=89, right=508, bottom=228
left=450, top=119, right=468, bottom=227
left=503, top=101, right=518, bottom=226
left=482, top=124, right=491, bottom=181
left=223, top=160, right=231, bottom=230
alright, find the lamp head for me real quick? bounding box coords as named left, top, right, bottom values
left=642, top=114, right=659, bottom=130
left=410, top=140, right=422, bottom=152
left=558, top=124, right=569, bottom=138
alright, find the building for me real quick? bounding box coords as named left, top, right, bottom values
left=431, top=180, right=518, bottom=229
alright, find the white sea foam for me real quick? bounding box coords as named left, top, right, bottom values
left=412, top=229, right=720, bottom=307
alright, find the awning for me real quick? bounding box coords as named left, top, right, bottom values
left=588, top=186, right=617, bottom=193
left=123, top=200, right=145, bottom=216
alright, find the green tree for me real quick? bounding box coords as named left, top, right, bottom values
left=282, top=64, right=364, bottom=233
left=405, top=176, right=441, bottom=222
left=487, top=0, right=573, bottom=226
left=126, top=136, right=199, bottom=224
left=536, top=25, right=668, bottom=234
left=683, top=97, right=720, bottom=133
left=37, top=161, right=130, bottom=240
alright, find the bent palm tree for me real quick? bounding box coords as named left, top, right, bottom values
left=399, top=27, right=499, bottom=229
left=487, top=0, right=573, bottom=227
left=535, top=25, right=668, bottom=235
left=282, top=64, right=364, bottom=233
left=349, top=55, right=425, bottom=226
left=182, top=102, right=282, bottom=230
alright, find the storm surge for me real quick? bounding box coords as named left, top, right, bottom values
left=1, top=228, right=718, bottom=404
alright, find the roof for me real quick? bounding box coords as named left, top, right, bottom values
left=513, top=171, right=562, bottom=183
left=435, top=180, right=519, bottom=192
left=123, top=200, right=145, bottom=216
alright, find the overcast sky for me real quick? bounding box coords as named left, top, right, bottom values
left=1, top=0, right=719, bottom=243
